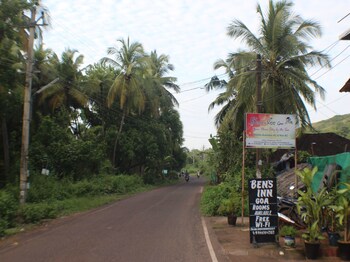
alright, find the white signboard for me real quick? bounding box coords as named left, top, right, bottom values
left=245, top=113, right=296, bottom=148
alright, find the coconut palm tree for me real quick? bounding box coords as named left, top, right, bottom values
left=81, top=63, right=116, bottom=129
left=38, top=48, right=88, bottom=138
left=30, top=45, right=58, bottom=127
left=100, top=37, right=147, bottom=167
left=205, top=58, right=237, bottom=130
left=144, top=50, right=180, bottom=116
left=39, top=48, right=87, bottom=110
left=208, top=0, right=330, bottom=135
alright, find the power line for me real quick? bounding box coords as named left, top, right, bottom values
left=310, top=44, right=350, bottom=77
left=177, top=86, right=204, bottom=93
left=320, top=40, right=339, bottom=53
left=338, top=12, right=350, bottom=23
left=180, top=94, right=209, bottom=103
left=39, top=74, right=186, bottom=125
left=315, top=99, right=339, bottom=115
left=184, top=135, right=210, bottom=139
left=45, top=17, right=99, bottom=64
left=314, top=53, right=350, bottom=80
left=315, top=93, right=349, bottom=112
left=178, top=72, right=227, bottom=86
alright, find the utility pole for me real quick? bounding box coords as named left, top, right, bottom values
left=19, top=6, right=36, bottom=204
left=19, top=2, right=48, bottom=204
left=256, top=54, right=262, bottom=178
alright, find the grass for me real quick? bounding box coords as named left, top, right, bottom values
left=58, top=185, right=154, bottom=215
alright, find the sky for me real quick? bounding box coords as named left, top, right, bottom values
left=40, top=0, right=350, bottom=150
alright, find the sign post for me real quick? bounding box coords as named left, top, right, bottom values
left=249, top=178, right=278, bottom=244
left=243, top=113, right=296, bottom=245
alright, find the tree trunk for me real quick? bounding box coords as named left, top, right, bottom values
left=112, top=111, right=125, bottom=168
left=1, top=116, right=10, bottom=184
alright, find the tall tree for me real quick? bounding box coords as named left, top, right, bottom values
left=38, top=48, right=88, bottom=135
left=159, top=108, right=185, bottom=170
left=100, top=37, right=147, bottom=167
left=39, top=49, right=87, bottom=110
left=144, top=50, right=179, bottom=117
left=205, top=59, right=237, bottom=130
left=81, top=63, right=116, bottom=129
left=31, top=45, right=58, bottom=124
left=0, top=0, right=32, bottom=184
left=208, top=0, right=330, bottom=136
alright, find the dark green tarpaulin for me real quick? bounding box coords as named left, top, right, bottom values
left=308, top=152, right=350, bottom=191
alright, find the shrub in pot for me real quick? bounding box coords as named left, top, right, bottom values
left=279, top=225, right=298, bottom=247
left=218, top=191, right=241, bottom=226
left=330, top=182, right=350, bottom=260
left=296, top=167, right=333, bottom=260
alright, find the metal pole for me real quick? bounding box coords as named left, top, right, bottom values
left=242, top=130, right=246, bottom=225
left=19, top=7, right=36, bottom=204
left=294, top=148, right=298, bottom=198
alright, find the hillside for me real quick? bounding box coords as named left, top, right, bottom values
left=309, top=114, right=350, bottom=139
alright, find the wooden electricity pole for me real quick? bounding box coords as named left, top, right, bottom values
left=256, top=54, right=262, bottom=178
left=19, top=6, right=36, bottom=204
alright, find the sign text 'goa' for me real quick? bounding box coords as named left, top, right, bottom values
left=249, top=178, right=278, bottom=244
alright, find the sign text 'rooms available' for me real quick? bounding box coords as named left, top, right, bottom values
left=249, top=178, right=278, bottom=243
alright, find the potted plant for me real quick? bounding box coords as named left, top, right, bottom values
left=324, top=200, right=341, bottom=246
left=218, top=191, right=240, bottom=226
left=279, top=225, right=298, bottom=247
left=296, top=167, right=333, bottom=260
left=330, top=182, right=350, bottom=260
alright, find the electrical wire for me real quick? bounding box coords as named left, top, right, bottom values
left=2, top=8, right=350, bottom=126
left=309, top=44, right=350, bottom=77
left=314, top=53, right=350, bottom=80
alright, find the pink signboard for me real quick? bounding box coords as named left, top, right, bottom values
left=245, top=113, right=296, bottom=148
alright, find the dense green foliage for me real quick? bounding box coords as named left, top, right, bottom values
left=200, top=184, right=232, bottom=216
left=200, top=182, right=249, bottom=217
left=0, top=2, right=187, bottom=191
left=0, top=190, right=18, bottom=235
left=26, top=174, right=145, bottom=202
left=0, top=1, right=188, bottom=236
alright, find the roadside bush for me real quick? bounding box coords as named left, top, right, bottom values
left=142, top=169, right=160, bottom=184
left=70, top=179, right=96, bottom=197
left=90, top=175, right=115, bottom=195
left=110, top=175, right=144, bottom=194
left=99, top=159, right=114, bottom=175
left=19, top=202, right=63, bottom=223
left=70, top=175, right=144, bottom=197
left=27, top=174, right=73, bottom=202
left=200, top=183, right=232, bottom=216
left=0, top=190, right=18, bottom=235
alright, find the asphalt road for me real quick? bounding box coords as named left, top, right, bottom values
left=0, top=176, right=214, bottom=262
